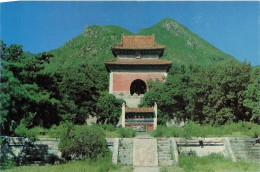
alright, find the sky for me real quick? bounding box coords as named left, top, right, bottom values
left=1, top=1, right=259, bottom=66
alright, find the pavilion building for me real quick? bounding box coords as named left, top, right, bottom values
left=104, top=34, right=172, bottom=132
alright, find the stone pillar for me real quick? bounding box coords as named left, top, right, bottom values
left=122, top=102, right=125, bottom=128
left=154, top=102, right=157, bottom=130
left=109, top=72, right=113, bottom=94
left=171, top=138, right=179, bottom=164
left=224, top=137, right=236, bottom=162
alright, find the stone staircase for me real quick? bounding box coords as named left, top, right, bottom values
left=22, top=138, right=61, bottom=165
left=118, top=138, right=133, bottom=165
left=229, top=138, right=260, bottom=163
left=157, top=138, right=174, bottom=166
left=115, top=94, right=144, bottom=107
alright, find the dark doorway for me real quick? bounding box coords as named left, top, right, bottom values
left=130, top=79, right=147, bottom=95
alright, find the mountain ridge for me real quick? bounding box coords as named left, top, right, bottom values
left=44, top=18, right=239, bottom=73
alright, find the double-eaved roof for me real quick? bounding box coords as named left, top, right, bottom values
left=105, top=34, right=172, bottom=71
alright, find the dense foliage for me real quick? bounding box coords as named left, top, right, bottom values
left=141, top=62, right=259, bottom=125
left=0, top=40, right=123, bottom=135
left=1, top=40, right=60, bottom=135
left=58, top=123, right=109, bottom=160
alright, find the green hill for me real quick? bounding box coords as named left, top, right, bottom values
left=45, top=18, right=238, bottom=72
left=46, top=25, right=133, bottom=72
left=137, top=18, right=236, bottom=65
left=24, top=51, right=36, bottom=58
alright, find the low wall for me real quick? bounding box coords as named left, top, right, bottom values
left=1, top=137, right=61, bottom=165
left=106, top=138, right=119, bottom=164
left=3, top=137, right=258, bottom=166
left=176, top=138, right=226, bottom=157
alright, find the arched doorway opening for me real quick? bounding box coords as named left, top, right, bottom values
left=130, top=79, right=147, bottom=95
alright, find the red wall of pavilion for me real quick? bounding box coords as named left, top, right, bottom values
left=113, top=73, right=165, bottom=92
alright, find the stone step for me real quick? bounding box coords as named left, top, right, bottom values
left=158, top=145, right=171, bottom=148
left=158, top=149, right=171, bottom=152
left=158, top=151, right=171, bottom=154
left=118, top=139, right=133, bottom=165
left=231, top=144, right=260, bottom=148
left=232, top=149, right=260, bottom=152
left=232, top=146, right=260, bottom=149
left=119, top=147, right=133, bottom=150
left=157, top=138, right=174, bottom=167
left=159, top=160, right=174, bottom=166
left=119, top=148, right=133, bottom=151
left=158, top=150, right=171, bottom=152
left=158, top=141, right=170, bottom=144
left=158, top=153, right=171, bottom=156
left=233, top=151, right=260, bottom=155
left=158, top=156, right=173, bottom=160
left=158, top=144, right=170, bottom=147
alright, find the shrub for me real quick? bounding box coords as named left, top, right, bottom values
left=118, top=128, right=136, bottom=138
left=47, top=122, right=69, bottom=138
left=14, top=123, right=38, bottom=141
left=248, top=124, right=260, bottom=138
left=29, top=126, right=46, bottom=136
left=0, top=158, right=16, bottom=170
left=100, top=124, right=116, bottom=131
left=58, top=124, right=109, bottom=160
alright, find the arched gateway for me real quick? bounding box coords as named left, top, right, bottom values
left=130, top=79, right=147, bottom=95
left=104, top=34, right=172, bottom=132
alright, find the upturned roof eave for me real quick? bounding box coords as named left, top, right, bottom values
left=104, top=60, right=172, bottom=72
left=111, top=46, right=165, bottom=57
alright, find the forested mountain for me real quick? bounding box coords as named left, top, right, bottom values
left=45, top=18, right=237, bottom=73
left=1, top=18, right=258, bottom=135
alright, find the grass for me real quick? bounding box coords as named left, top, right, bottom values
left=4, top=156, right=133, bottom=172
left=20, top=121, right=259, bottom=139
left=161, top=153, right=260, bottom=172
left=104, top=130, right=121, bottom=138
left=151, top=121, right=260, bottom=138
left=18, top=124, right=137, bottom=139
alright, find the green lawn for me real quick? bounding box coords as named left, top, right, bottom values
left=4, top=158, right=133, bottom=172
left=161, top=153, right=260, bottom=172
left=4, top=153, right=259, bottom=172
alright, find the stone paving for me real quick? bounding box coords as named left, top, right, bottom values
left=133, top=138, right=158, bottom=167
left=133, top=166, right=160, bottom=172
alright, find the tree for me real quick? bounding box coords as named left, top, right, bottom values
left=96, top=92, right=124, bottom=125
left=141, top=61, right=256, bottom=126
left=243, top=67, right=260, bottom=123
left=0, top=41, right=60, bottom=134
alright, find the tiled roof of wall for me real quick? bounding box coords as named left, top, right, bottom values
left=125, top=107, right=154, bottom=113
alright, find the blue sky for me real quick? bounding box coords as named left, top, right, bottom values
left=1, top=1, right=259, bottom=65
